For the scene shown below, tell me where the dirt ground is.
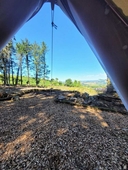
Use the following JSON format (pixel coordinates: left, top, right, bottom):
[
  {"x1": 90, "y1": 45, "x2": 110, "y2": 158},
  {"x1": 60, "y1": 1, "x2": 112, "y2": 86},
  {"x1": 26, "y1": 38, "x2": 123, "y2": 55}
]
[{"x1": 0, "y1": 91, "x2": 128, "y2": 170}]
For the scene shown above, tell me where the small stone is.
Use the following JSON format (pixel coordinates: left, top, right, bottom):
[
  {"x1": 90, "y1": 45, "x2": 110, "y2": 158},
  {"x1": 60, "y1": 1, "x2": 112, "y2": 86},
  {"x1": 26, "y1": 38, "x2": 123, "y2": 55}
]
[
  {"x1": 57, "y1": 94, "x2": 66, "y2": 100},
  {"x1": 70, "y1": 97, "x2": 77, "y2": 102},
  {"x1": 82, "y1": 92, "x2": 89, "y2": 100},
  {"x1": 123, "y1": 165, "x2": 127, "y2": 170},
  {"x1": 13, "y1": 95, "x2": 20, "y2": 101}
]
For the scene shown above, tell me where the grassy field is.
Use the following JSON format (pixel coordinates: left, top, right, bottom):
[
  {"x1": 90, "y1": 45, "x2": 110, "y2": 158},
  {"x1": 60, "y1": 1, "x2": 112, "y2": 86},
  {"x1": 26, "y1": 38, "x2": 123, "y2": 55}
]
[
  {"x1": 0, "y1": 76, "x2": 107, "y2": 96},
  {"x1": 51, "y1": 86, "x2": 98, "y2": 95}
]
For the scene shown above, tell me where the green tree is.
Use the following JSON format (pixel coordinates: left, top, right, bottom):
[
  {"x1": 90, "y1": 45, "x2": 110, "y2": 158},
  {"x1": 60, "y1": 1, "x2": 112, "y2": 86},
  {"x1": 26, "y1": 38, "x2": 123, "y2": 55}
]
[
  {"x1": 65, "y1": 78, "x2": 73, "y2": 87},
  {"x1": 22, "y1": 39, "x2": 31, "y2": 85},
  {"x1": 16, "y1": 42, "x2": 24, "y2": 85},
  {"x1": 59, "y1": 81, "x2": 63, "y2": 86},
  {"x1": 10, "y1": 54, "x2": 16, "y2": 86},
  {"x1": 0, "y1": 40, "x2": 15, "y2": 85},
  {"x1": 50, "y1": 78, "x2": 60, "y2": 86},
  {"x1": 31, "y1": 42, "x2": 50, "y2": 86},
  {"x1": 73, "y1": 80, "x2": 81, "y2": 87},
  {"x1": 31, "y1": 43, "x2": 42, "y2": 85},
  {"x1": 0, "y1": 46, "x2": 8, "y2": 85},
  {"x1": 41, "y1": 42, "x2": 50, "y2": 87}
]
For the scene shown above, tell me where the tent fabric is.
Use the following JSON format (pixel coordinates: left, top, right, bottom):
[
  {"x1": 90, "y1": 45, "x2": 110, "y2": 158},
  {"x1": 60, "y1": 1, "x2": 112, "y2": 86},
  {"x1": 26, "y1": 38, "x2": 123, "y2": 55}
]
[
  {"x1": 105, "y1": 0, "x2": 128, "y2": 26},
  {"x1": 0, "y1": 0, "x2": 128, "y2": 110}
]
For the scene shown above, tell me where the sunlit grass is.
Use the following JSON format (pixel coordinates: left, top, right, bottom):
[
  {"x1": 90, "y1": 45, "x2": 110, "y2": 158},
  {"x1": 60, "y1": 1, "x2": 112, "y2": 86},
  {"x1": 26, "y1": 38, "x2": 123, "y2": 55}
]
[
  {"x1": 0, "y1": 74, "x2": 106, "y2": 96},
  {"x1": 52, "y1": 86, "x2": 97, "y2": 96}
]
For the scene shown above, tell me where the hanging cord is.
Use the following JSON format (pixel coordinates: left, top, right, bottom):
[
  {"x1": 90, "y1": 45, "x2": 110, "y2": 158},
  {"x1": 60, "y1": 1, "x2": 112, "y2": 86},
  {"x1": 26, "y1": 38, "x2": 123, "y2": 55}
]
[{"x1": 50, "y1": 2, "x2": 57, "y2": 92}]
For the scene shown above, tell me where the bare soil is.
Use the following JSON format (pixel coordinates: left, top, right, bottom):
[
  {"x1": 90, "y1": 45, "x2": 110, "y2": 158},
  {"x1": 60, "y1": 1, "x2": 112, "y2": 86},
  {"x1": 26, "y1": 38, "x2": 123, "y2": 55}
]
[{"x1": 0, "y1": 89, "x2": 128, "y2": 170}]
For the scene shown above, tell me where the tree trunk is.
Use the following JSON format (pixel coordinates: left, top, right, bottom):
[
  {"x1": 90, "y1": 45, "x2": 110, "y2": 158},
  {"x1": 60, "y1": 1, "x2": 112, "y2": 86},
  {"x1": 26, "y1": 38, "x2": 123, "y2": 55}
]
[
  {"x1": 20, "y1": 65, "x2": 22, "y2": 85},
  {"x1": 8, "y1": 61, "x2": 10, "y2": 85},
  {"x1": 36, "y1": 70, "x2": 38, "y2": 86},
  {"x1": 3, "y1": 68, "x2": 6, "y2": 86},
  {"x1": 15, "y1": 67, "x2": 19, "y2": 85},
  {"x1": 11, "y1": 61, "x2": 14, "y2": 85},
  {"x1": 2, "y1": 58, "x2": 7, "y2": 86},
  {"x1": 26, "y1": 54, "x2": 30, "y2": 85}
]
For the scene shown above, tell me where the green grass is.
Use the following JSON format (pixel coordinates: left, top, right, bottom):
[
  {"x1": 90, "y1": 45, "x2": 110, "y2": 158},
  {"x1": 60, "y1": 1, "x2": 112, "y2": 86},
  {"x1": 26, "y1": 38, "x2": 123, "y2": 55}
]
[{"x1": 0, "y1": 75, "x2": 107, "y2": 96}]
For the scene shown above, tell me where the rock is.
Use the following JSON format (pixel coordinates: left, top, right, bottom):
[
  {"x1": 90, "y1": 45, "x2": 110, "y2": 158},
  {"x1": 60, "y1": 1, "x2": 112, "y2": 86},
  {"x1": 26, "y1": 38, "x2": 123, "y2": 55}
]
[
  {"x1": 82, "y1": 92, "x2": 89, "y2": 100},
  {"x1": 74, "y1": 92, "x2": 81, "y2": 98},
  {"x1": 76, "y1": 97, "x2": 84, "y2": 104},
  {"x1": 70, "y1": 97, "x2": 77, "y2": 102},
  {"x1": 0, "y1": 93, "x2": 4, "y2": 98},
  {"x1": 0, "y1": 92, "x2": 8, "y2": 98},
  {"x1": 122, "y1": 128, "x2": 128, "y2": 131},
  {"x1": 54, "y1": 91, "x2": 128, "y2": 114},
  {"x1": 89, "y1": 96, "x2": 97, "y2": 102},
  {"x1": 83, "y1": 100, "x2": 92, "y2": 105},
  {"x1": 12, "y1": 95, "x2": 20, "y2": 101},
  {"x1": 96, "y1": 101, "x2": 108, "y2": 107},
  {"x1": 57, "y1": 94, "x2": 66, "y2": 100},
  {"x1": 65, "y1": 93, "x2": 74, "y2": 97}
]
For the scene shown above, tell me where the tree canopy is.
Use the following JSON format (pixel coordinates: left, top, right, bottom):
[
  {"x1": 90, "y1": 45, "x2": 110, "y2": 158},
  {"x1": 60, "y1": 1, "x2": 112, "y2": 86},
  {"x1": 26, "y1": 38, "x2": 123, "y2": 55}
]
[{"x1": 0, "y1": 39, "x2": 50, "y2": 86}]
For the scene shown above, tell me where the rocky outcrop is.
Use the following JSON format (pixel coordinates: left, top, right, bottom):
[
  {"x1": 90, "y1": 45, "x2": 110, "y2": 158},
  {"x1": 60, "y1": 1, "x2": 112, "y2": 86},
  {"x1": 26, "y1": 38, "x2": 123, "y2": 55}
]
[
  {"x1": 55, "y1": 91, "x2": 128, "y2": 114},
  {"x1": 0, "y1": 88, "x2": 44, "y2": 101},
  {"x1": 0, "y1": 87, "x2": 127, "y2": 114},
  {"x1": 0, "y1": 87, "x2": 56, "y2": 101}
]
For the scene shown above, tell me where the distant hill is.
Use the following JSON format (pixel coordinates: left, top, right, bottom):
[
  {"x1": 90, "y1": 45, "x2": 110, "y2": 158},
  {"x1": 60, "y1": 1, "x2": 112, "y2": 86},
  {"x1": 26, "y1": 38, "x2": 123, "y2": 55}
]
[
  {"x1": 81, "y1": 79, "x2": 107, "y2": 93},
  {"x1": 81, "y1": 79, "x2": 107, "y2": 85}
]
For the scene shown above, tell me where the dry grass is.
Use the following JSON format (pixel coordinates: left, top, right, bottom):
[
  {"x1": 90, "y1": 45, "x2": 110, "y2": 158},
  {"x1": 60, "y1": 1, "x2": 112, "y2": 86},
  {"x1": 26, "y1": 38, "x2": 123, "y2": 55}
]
[
  {"x1": 52, "y1": 86, "x2": 98, "y2": 96},
  {"x1": 0, "y1": 92, "x2": 128, "y2": 169}
]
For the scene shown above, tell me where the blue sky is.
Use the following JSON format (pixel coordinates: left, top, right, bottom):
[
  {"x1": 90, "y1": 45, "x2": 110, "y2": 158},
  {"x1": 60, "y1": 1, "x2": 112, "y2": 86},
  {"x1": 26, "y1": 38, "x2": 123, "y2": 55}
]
[{"x1": 15, "y1": 3, "x2": 107, "y2": 82}]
